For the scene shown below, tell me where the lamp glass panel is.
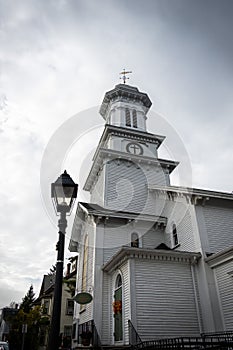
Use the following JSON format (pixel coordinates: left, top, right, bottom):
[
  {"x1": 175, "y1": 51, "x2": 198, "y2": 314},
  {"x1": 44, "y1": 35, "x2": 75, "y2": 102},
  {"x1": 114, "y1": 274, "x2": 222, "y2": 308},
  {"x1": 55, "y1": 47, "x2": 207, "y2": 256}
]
[{"x1": 54, "y1": 185, "x2": 75, "y2": 207}]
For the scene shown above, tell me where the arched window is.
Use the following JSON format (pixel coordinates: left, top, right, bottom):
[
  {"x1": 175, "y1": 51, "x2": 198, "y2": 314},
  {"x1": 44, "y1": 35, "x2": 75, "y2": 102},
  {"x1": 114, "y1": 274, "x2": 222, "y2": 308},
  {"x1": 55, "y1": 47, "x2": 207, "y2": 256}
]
[
  {"x1": 125, "y1": 108, "x2": 131, "y2": 126},
  {"x1": 80, "y1": 235, "x2": 89, "y2": 311},
  {"x1": 132, "y1": 109, "x2": 137, "y2": 128},
  {"x1": 113, "y1": 274, "x2": 123, "y2": 341},
  {"x1": 81, "y1": 235, "x2": 88, "y2": 292},
  {"x1": 115, "y1": 274, "x2": 122, "y2": 289},
  {"x1": 172, "y1": 224, "x2": 178, "y2": 246},
  {"x1": 131, "y1": 232, "x2": 139, "y2": 248}
]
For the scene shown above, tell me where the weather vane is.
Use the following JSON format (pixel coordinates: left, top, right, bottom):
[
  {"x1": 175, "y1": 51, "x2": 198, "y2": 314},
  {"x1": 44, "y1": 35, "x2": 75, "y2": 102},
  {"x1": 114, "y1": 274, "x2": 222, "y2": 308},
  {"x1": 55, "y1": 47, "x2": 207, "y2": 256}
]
[{"x1": 119, "y1": 69, "x2": 132, "y2": 84}]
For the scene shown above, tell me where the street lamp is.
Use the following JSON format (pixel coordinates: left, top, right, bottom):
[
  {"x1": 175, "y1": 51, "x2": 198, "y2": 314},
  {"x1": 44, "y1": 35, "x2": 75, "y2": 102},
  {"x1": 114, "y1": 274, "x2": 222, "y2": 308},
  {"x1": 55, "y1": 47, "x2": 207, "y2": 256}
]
[{"x1": 48, "y1": 170, "x2": 78, "y2": 350}]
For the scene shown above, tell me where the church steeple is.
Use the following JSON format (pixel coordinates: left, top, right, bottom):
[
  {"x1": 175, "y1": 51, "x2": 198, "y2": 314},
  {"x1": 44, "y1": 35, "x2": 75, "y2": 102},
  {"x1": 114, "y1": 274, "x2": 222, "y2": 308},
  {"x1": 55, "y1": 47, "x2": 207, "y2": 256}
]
[
  {"x1": 84, "y1": 83, "x2": 178, "y2": 212},
  {"x1": 99, "y1": 84, "x2": 152, "y2": 132}
]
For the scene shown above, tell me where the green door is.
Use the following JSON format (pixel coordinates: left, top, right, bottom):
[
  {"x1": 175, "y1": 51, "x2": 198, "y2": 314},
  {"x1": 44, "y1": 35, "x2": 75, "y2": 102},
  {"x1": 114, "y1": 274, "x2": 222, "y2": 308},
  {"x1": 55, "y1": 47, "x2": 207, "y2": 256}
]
[{"x1": 114, "y1": 275, "x2": 123, "y2": 342}]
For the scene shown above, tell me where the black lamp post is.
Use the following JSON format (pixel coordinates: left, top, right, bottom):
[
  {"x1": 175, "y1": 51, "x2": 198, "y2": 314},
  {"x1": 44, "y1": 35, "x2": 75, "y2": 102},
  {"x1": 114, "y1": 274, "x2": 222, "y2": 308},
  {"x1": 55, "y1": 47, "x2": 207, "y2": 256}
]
[{"x1": 48, "y1": 170, "x2": 78, "y2": 350}]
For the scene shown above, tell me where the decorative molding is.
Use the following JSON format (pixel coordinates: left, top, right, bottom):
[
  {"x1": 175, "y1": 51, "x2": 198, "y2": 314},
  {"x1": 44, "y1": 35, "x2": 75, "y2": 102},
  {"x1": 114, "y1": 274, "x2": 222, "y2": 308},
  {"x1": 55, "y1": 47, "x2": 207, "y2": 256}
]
[
  {"x1": 84, "y1": 148, "x2": 178, "y2": 192},
  {"x1": 102, "y1": 246, "x2": 201, "y2": 273},
  {"x1": 205, "y1": 245, "x2": 233, "y2": 268},
  {"x1": 148, "y1": 185, "x2": 233, "y2": 204},
  {"x1": 111, "y1": 129, "x2": 164, "y2": 144},
  {"x1": 74, "y1": 201, "x2": 167, "y2": 227},
  {"x1": 99, "y1": 84, "x2": 152, "y2": 118}
]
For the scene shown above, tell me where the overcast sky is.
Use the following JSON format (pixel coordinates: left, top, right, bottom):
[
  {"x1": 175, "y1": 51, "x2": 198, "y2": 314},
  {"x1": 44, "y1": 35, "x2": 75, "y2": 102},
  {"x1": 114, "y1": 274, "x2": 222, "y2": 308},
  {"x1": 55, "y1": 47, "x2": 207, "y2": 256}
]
[{"x1": 0, "y1": 0, "x2": 233, "y2": 308}]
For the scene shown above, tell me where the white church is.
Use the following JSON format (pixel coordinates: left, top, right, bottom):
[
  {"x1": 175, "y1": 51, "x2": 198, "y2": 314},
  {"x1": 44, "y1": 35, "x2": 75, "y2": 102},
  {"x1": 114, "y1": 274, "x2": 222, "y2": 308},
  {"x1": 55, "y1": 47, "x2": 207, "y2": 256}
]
[{"x1": 69, "y1": 82, "x2": 233, "y2": 348}]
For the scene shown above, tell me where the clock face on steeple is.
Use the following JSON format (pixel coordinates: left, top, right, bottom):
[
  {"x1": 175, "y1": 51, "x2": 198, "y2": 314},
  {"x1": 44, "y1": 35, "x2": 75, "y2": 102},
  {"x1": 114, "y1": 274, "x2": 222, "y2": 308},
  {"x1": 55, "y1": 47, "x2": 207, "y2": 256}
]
[{"x1": 126, "y1": 142, "x2": 143, "y2": 155}]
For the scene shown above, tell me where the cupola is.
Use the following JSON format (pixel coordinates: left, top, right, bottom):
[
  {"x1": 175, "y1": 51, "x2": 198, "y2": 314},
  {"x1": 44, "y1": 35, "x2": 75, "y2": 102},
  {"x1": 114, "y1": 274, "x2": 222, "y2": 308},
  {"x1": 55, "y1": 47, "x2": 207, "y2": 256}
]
[{"x1": 99, "y1": 84, "x2": 152, "y2": 132}]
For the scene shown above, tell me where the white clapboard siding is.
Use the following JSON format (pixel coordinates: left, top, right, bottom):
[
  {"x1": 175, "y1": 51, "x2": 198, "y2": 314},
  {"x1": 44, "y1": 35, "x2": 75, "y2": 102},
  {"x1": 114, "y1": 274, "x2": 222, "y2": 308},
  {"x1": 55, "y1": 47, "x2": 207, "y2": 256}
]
[
  {"x1": 121, "y1": 261, "x2": 131, "y2": 343},
  {"x1": 105, "y1": 159, "x2": 148, "y2": 213},
  {"x1": 134, "y1": 259, "x2": 199, "y2": 339},
  {"x1": 163, "y1": 198, "x2": 197, "y2": 251},
  {"x1": 103, "y1": 221, "x2": 166, "y2": 263},
  {"x1": 202, "y1": 206, "x2": 233, "y2": 253},
  {"x1": 102, "y1": 271, "x2": 111, "y2": 344},
  {"x1": 104, "y1": 247, "x2": 122, "y2": 264},
  {"x1": 103, "y1": 220, "x2": 132, "y2": 263},
  {"x1": 142, "y1": 229, "x2": 165, "y2": 249},
  {"x1": 214, "y1": 260, "x2": 233, "y2": 330},
  {"x1": 91, "y1": 167, "x2": 105, "y2": 206},
  {"x1": 105, "y1": 160, "x2": 167, "y2": 213},
  {"x1": 77, "y1": 222, "x2": 95, "y2": 325},
  {"x1": 177, "y1": 209, "x2": 196, "y2": 251}
]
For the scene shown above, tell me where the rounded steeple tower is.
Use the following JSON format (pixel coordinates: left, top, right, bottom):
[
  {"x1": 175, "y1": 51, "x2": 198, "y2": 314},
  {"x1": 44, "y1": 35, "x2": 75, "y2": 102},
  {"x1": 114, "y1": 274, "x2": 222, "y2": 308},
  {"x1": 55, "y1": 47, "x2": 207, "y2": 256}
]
[{"x1": 99, "y1": 84, "x2": 152, "y2": 132}]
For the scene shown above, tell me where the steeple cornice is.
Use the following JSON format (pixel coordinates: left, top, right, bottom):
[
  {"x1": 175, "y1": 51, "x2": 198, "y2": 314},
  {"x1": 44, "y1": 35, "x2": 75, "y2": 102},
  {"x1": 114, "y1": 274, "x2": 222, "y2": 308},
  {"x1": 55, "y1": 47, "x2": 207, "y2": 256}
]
[
  {"x1": 104, "y1": 124, "x2": 165, "y2": 144},
  {"x1": 91, "y1": 124, "x2": 165, "y2": 166},
  {"x1": 99, "y1": 84, "x2": 152, "y2": 119},
  {"x1": 83, "y1": 147, "x2": 178, "y2": 192}
]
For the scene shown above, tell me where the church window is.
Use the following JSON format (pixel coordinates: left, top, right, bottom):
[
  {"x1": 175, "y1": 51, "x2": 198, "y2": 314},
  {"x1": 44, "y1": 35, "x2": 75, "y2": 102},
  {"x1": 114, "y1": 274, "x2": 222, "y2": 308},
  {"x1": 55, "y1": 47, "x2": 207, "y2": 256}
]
[
  {"x1": 113, "y1": 273, "x2": 123, "y2": 341},
  {"x1": 125, "y1": 108, "x2": 138, "y2": 128},
  {"x1": 82, "y1": 235, "x2": 88, "y2": 291},
  {"x1": 172, "y1": 224, "x2": 178, "y2": 246},
  {"x1": 125, "y1": 108, "x2": 131, "y2": 126},
  {"x1": 131, "y1": 232, "x2": 139, "y2": 248},
  {"x1": 115, "y1": 274, "x2": 122, "y2": 288},
  {"x1": 80, "y1": 235, "x2": 88, "y2": 311},
  {"x1": 132, "y1": 109, "x2": 137, "y2": 128}
]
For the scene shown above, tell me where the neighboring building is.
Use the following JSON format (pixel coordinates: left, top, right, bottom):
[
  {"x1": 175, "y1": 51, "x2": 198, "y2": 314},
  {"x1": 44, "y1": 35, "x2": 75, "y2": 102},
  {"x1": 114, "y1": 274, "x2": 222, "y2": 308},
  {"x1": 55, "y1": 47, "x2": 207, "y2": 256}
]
[
  {"x1": 69, "y1": 83, "x2": 233, "y2": 347},
  {"x1": 36, "y1": 256, "x2": 77, "y2": 349},
  {"x1": 0, "y1": 306, "x2": 18, "y2": 341}
]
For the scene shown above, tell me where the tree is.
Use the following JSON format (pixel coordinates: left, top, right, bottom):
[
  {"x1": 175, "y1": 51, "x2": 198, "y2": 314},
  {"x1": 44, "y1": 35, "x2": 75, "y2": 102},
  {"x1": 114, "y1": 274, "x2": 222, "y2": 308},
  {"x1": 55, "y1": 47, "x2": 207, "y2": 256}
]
[
  {"x1": 20, "y1": 285, "x2": 35, "y2": 313},
  {"x1": 9, "y1": 306, "x2": 42, "y2": 350}
]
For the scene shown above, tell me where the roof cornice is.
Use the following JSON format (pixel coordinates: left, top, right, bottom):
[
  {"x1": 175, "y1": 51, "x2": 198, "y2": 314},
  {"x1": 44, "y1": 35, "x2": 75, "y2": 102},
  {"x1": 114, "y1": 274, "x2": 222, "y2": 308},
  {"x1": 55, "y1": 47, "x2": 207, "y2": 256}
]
[
  {"x1": 102, "y1": 246, "x2": 201, "y2": 273},
  {"x1": 205, "y1": 246, "x2": 233, "y2": 268},
  {"x1": 148, "y1": 185, "x2": 233, "y2": 203},
  {"x1": 77, "y1": 201, "x2": 167, "y2": 224}
]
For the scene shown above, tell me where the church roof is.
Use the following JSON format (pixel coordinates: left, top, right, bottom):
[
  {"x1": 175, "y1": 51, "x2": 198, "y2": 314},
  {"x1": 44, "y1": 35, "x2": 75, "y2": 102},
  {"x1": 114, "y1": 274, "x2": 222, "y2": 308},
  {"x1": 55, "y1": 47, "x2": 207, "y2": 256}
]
[
  {"x1": 68, "y1": 202, "x2": 167, "y2": 252},
  {"x1": 148, "y1": 184, "x2": 233, "y2": 205},
  {"x1": 205, "y1": 245, "x2": 233, "y2": 268},
  {"x1": 78, "y1": 201, "x2": 167, "y2": 223}
]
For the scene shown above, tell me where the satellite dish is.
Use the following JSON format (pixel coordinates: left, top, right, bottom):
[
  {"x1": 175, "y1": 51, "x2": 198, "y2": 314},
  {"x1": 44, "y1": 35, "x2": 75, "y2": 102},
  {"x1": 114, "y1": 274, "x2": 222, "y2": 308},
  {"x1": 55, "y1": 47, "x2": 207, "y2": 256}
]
[{"x1": 73, "y1": 292, "x2": 93, "y2": 305}]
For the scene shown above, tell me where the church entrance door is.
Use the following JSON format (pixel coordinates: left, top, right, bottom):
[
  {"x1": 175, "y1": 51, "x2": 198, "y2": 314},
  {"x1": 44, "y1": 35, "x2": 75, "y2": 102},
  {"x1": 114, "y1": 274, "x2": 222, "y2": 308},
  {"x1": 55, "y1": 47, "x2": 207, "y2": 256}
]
[{"x1": 113, "y1": 274, "x2": 123, "y2": 342}]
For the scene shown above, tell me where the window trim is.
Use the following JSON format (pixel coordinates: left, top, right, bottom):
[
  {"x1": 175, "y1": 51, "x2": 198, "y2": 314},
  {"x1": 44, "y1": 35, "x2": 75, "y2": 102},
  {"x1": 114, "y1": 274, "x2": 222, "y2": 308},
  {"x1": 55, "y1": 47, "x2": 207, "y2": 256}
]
[
  {"x1": 132, "y1": 109, "x2": 137, "y2": 128},
  {"x1": 125, "y1": 108, "x2": 131, "y2": 126},
  {"x1": 66, "y1": 298, "x2": 74, "y2": 316},
  {"x1": 172, "y1": 223, "x2": 179, "y2": 247},
  {"x1": 63, "y1": 325, "x2": 72, "y2": 337},
  {"x1": 125, "y1": 108, "x2": 138, "y2": 128},
  {"x1": 131, "y1": 232, "x2": 139, "y2": 248}
]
